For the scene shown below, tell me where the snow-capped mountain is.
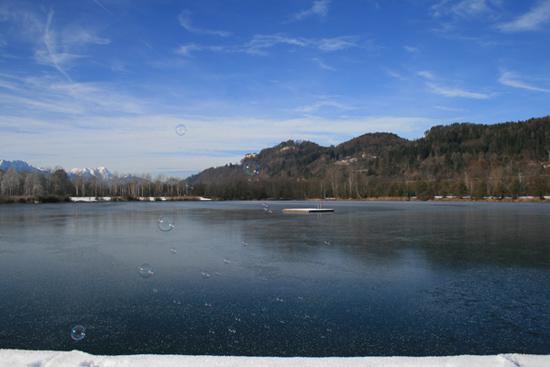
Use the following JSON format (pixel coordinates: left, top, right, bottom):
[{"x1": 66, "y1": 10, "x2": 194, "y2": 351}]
[
  {"x1": 69, "y1": 167, "x2": 112, "y2": 180},
  {"x1": 0, "y1": 159, "x2": 46, "y2": 173}
]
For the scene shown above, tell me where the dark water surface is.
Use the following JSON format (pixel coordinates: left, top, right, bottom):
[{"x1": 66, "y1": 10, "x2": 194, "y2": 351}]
[{"x1": 0, "y1": 201, "x2": 548, "y2": 356}]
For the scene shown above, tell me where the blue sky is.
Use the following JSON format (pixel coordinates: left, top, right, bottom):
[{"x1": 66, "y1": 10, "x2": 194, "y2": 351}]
[{"x1": 1, "y1": 0, "x2": 549, "y2": 176}]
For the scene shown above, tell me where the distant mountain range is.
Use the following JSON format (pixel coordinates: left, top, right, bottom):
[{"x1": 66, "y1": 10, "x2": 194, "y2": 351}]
[
  {"x1": 68, "y1": 167, "x2": 112, "y2": 180},
  {"x1": 0, "y1": 160, "x2": 46, "y2": 174},
  {"x1": 0, "y1": 160, "x2": 113, "y2": 180}
]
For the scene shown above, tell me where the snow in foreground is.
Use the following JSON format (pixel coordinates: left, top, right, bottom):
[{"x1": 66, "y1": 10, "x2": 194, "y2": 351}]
[{"x1": 0, "y1": 350, "x2": 549, "y2": 367}]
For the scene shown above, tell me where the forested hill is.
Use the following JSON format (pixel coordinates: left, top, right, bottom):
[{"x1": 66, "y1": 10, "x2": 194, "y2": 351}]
[{"x1": 187, "y1": 116, "x2": 550, "y2": 199}]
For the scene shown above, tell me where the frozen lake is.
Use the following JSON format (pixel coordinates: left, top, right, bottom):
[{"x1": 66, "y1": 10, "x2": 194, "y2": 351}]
[{"x1": 0, "y1": 201, "x2": 548, "y2": 356}]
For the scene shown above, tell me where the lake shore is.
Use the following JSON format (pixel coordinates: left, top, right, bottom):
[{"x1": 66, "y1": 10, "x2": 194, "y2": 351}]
[
  {"x1": 0, "y1": 349, "x2": 548, "y2": 367},
  {"x1": 0, "y1": 195, "x2": 548, "y2": 204}
]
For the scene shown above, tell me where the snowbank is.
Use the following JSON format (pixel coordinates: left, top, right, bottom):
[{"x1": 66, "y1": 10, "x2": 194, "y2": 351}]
[
  {"x1": 0, "y1": 350, "x2": 548, "y2": 367},
  {"x1": 69, "y1": 197, "x2": 98, "y2": 202}
]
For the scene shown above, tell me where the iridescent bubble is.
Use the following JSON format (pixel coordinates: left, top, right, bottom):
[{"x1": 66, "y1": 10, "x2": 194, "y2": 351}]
[
  {"x1": 204, "y1": 302, "x2": 212, "y2": 308},
  {"x1": 70, "y1": 325, "x2": 86, "y2": 341},
  {"x1": 241, "y1": 240, "x2": 248, "y2": 247},
  {"x1": 228, "y1": 328, "x2": 237, "y2": 334},
  {"x1": 243, "y1": 163, "x2": 260, "y2": 177},
  {"x1": 275, "y1": 297, "x2": 284, "y2": 303},
  {"x1": 323, "y1": 240, "x2": 331, "y2": 246},
  {"x1": 158, "y1": 216, "x2": 175, "y2": 232},
  {"x1": 175, "y1": 124, "x2": 188, "y2": 136},
  {"x1": 200, "y1": 271, "x2": 211, "y2": 279},
  {"x1": 262, "y1": 203, "x2": 273, "y2": 214},
  {"x1": 223, "y1": 259, "x2": 231, "y2": 264},
  {"x1": 169, "y1": 248, "x2": 177, "y2": 254},
  {"x1": 138, "y1": 263, "x2": 154, "y2": 278}
]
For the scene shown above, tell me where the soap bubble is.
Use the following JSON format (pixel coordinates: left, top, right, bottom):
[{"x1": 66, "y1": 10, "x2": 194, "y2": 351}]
[
  {"x1": 157, "y1": 216, "x2": 175, "y2": 232},
  {"x1": 223, "y1": 259, "x2": 231, "y2": 264},
  {"x1": 323, "y1": 240, "x2": 331, "y2": 246},
  {"x1": 169, "y1": 248, "x2": 177, "y2": 254},
  {"x1": 262, "y1": 203, "x2": 273, "y2": 214},
  {"x1": 228, "y1": 328, "x2": 237, "y2": 334},
  {"x1": 175, "y1": 124, "x2": 188, "y2": 136},
  {"x1": 275, "y1": 297, "x2": 284, "y2": 303},
  {"x1": 70, "y1": 325, "x2": 86, "y2": 341},
  {"x1": 200, "y1": 271, "x2": 211, "y2": 279},
  {"x1": 138, "y1": 263, "x2": 154, "y2": 278},
  {"x1": 243, "y1": 163, "x2": 260, "y2": 176}
]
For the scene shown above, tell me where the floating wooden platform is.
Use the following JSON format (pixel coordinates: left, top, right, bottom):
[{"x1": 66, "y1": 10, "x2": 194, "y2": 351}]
[{"x1": 282, "y1": 208, "x2": 334, "y2": 214}]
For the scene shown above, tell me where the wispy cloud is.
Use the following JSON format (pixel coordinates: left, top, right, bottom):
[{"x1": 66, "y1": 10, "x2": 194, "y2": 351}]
[
  {"x1": 290, "y1": 0, "x2": 330, "y2": 21},
  {"x1": 385, "y1": 70, "x2": 405, "y2": 80},
  {"x1": 317, "y1": 36, "x2": 358, "y2": 51},
  {"x1": 244, "y1": 34, "x2": 309, "y2": 55},
  {"x1": 177, "y1": 10, "x2": 231, "y2": 37},
  {"x1": 404, "y1": 45, "x2": 418, "y2": 53},
  {"x1": 426, "y1": 82, "x2": 490, "y2": 99},
  {"x1": 416, "y1": 70, "x2": 489, "y2": 99},
  {"x1": 498, "y1": 70, "x2": 550, "y2": 93},
  {"x1": 1, "y1": 6, "x2": 110, "y2": 81},
  {"x1": 417, "y1": 70, "x2": 435, "y2": 80},
  {"x1": 92, "y1": 0, "x2": 111, "y2": 14},
  {"x1": 312, "y1": 57, "x2": 335, "y2": 71},
  {"x1": 432, "y1": 0, "x2": 499, "y2": 18},
  {"x1": 38, "y1": 10, "x2": 76, "y2": 81},
  {"x1": 0, "y1": 73, "x2": 145, "y2": 116},
  {"x1": 176, "y1": 34, "x2": 359, "y2": 57},
  {"x1": 498, "y1": 0, "x2": 550, "y2": 32},
  {"x1": 293, "y1": 99, "x2": 352, "y2": 114}
]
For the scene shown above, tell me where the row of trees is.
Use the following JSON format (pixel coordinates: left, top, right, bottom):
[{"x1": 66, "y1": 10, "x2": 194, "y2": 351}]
[
  {"x1": 191, "y1": 167, "x2": 549, "y2": 200},
  {"x1": 0, "y1": 168, "x2": 191, "y2": 202}
]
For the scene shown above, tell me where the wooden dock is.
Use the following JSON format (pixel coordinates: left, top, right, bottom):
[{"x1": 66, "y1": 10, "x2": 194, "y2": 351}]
[{"x1": 282, "y1": 208, "x2": 334, "y2": 214}]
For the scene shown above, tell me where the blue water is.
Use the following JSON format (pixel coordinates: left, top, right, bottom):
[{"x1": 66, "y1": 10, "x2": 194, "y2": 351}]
[{"x1": 0, "y1": 201, "x2": 548, "y2": 356}]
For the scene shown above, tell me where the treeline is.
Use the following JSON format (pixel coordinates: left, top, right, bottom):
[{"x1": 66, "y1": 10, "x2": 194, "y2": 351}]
[
  {"x1": 0, "y1": 168, "x2": 190, "y2": 203},
  {"x1": 188, "y1": 117, "x2": 550, "y2": 200}
]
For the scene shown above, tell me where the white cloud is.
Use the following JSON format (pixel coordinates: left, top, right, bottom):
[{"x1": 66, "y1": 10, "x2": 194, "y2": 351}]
[
  {"x1": 0, "y1": 74, "x2": 145, "y2": 116},
  {"x1": 498, "y1": 0, "x2": 550, "y2": 32},
  {"x1": 498, "y1": 70, "x2": 550, "y2": 93},
  {"x1": 417, "y1": 70, "x2": 436, "y2": 80},
  {"x1": 432, "y1": 0, "x2": 498, "y2": 18},
  {"x1": 317, "y1": 36, "x2": 358, "y2": 52},
  {"x1": 404, "y1": 45, "x2": 418, "y2": 53},
  {"x1": 426, "y1": 82, "x2": 490, "y2": 99},
  {"x1": 177, "y1": 10, "x2": 231, "y2": 37},
  {"x1": 290, "y1": 0, "x2": 330, "y2": 21},
  {"x1": 175, "y1": 34, "x2": 359, "y2": 57},
  {"x1": 0, "y1": 6, "x2": 110, "y2": 81},
  {"x1": 293, "y1": 99, "x2": 352, "y2": 114},
  {"x1": 92, "y1": 0, "x2": 111, "y2": 14},
  {"x1": 244, "y1": 34, "x2": 309, "y2": 55},
  {"x1": 312, "y1": 58, "x2": 336, "y2": 71},
  {"x1": 385, "y1": 69, "x2": 405, "y2": 80}
]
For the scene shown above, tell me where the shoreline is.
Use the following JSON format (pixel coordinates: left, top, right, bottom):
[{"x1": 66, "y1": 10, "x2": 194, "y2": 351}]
[
  {"x1": 0, "y1": 349, "x2": 548, "y2": 367},
  {"x1": 0, "y1": 195, "x2": 549, "y2": 204}
]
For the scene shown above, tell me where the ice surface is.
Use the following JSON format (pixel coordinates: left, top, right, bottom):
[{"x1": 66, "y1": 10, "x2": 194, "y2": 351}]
[{"x1": 0, "y1": 350, "x2": 548, "y2": 367}]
